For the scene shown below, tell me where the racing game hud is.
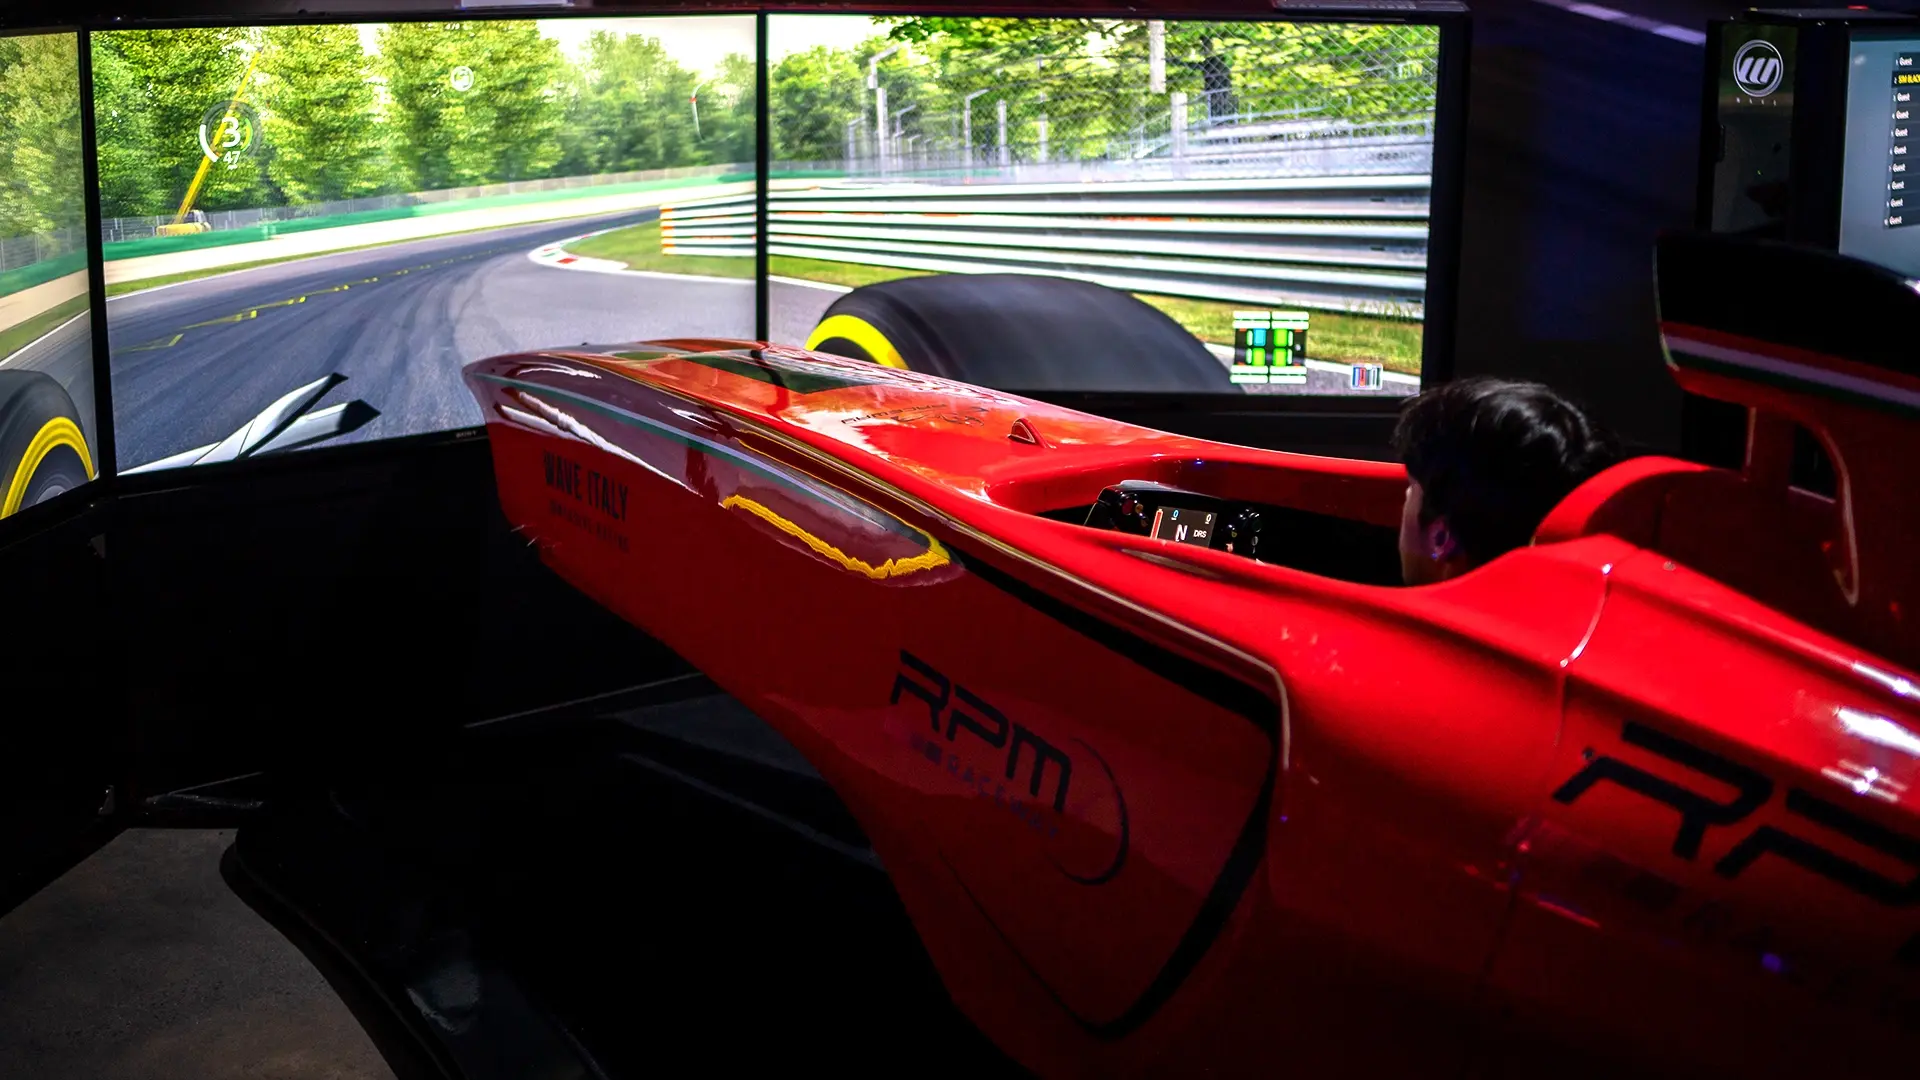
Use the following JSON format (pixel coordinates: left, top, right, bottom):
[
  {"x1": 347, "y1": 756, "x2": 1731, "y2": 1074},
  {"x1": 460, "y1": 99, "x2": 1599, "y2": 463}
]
[
  {"x1": 1841, "y1": 32, "x2": 1920, "y2": 276},
  {"x1": 763, "y1": 15, "x2": 1437, "y2": 397},
  {"x1": 95, "y1": 17, "x2": 758, "y2": 473},
  {"x1": 0, "y1": 32, "x2": 97, "y2": 517}
]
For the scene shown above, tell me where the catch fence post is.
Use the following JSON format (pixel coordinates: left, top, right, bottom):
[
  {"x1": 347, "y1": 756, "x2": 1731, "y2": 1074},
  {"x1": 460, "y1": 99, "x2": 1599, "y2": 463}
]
[
  {"x1": 997, "y1": 99, "x2": 1009, "y2": 167},
  {"x1": 1171, "y1": 90, "x2": 1189, "y2": 174}
]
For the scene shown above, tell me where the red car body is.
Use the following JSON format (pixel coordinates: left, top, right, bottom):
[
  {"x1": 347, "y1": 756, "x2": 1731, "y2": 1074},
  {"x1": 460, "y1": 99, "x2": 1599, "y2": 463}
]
[{"x1": 462, "y1": 238, "x2": 1920, "y2": 1077}]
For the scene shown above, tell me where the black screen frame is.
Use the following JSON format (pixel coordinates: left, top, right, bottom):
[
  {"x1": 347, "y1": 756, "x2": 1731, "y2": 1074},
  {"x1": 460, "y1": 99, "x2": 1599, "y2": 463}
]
[
  {"x1": 80, "y1": 5, "x2": 767, "y2": 499},
  {"x1": 759, "y1": 3, "x2": 1468, "y2": 420},
  {"x1": 0, "y1": 0, "x2": 1466, "y2": 538},
  {"x1": 0, "y1": 23, "x2": 110, "y2": 541}
]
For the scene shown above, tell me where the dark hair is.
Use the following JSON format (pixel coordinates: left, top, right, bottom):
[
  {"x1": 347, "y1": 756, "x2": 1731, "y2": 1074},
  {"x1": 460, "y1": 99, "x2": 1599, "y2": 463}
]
[{"x1": 1391, "y1": 377, "x2": 1620, "y2": 565}]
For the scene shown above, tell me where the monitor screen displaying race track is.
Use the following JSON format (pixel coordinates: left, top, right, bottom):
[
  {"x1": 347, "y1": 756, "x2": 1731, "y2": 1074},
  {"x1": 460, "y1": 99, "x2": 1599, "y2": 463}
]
[
  {"x1": 93, "y1": 16, "x2": 759, "y2": 474},
  {"x1": 765, "y1": 14, "x2": 1438, "y2": 399},
  {"x1": 0, "y1": 31, "x2": 100, "y2": 519}
]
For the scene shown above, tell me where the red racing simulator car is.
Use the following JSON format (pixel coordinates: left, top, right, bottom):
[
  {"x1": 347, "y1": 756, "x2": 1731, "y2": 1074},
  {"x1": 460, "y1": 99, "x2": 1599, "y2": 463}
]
[{"x1": 461, "y1": 232, "x2": 1920, "y2": 1078}]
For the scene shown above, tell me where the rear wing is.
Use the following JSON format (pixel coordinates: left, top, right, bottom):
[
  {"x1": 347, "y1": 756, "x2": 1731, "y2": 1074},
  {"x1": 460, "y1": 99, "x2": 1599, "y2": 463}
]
[{"x1": 1656, "y1": 232, "x2": 1920, "y2": 669}]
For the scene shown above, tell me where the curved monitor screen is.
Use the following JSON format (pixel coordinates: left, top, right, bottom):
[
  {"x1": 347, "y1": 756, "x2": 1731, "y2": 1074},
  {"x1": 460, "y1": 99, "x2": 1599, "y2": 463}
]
[
  {"x1": 0, "y1": 31, "x2": 97, "y2": 519},
  {"x1": 93, "y1": 16, "x2": 759, "y2": 474},
  {"x1": 766, "y1": 15, "x2": 1437, "y2": 398}
]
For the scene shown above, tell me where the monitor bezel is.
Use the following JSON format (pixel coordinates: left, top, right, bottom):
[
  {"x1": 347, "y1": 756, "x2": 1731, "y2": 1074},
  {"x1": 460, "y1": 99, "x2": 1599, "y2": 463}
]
[
  {"x1": 0, "y1": 25, "x2": 107, "y2": 534},
  {"x1": 68, "y1": 1, "x2": 1462, "y2": 506}
]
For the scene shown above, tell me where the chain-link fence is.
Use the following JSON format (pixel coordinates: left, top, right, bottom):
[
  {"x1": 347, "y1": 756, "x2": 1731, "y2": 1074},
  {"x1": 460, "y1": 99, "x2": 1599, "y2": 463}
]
[
  {"x1": 97, "y1": 163, "x2": 753, "y2": 245},
  {"x1": 795, "y1": 23, "x2": 1437, "y2": 184},
  {"x1": 0, "y1": 227, "x2": 85, "y2": 273}
]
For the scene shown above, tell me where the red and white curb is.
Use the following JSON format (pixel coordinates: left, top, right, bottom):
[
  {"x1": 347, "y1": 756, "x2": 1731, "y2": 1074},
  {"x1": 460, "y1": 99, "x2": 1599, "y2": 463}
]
[{"x1": 527, "y1": 227, "x2": 752, "y2": 286}]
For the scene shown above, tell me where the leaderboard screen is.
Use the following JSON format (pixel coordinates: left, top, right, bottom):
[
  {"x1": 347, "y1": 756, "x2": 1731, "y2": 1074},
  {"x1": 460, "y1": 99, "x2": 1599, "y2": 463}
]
[
  {"x1": 766, "y1": 15, "x2": 1438, "y2": 397},
  {"x1": 1841, "y1": 32, "x2": 1920, "y2": 275},
  {"x1": 94, "y1": 17, "x2": 759, "y2": 474},
  {"x1": 0, "y1": 32, "x2": 97, "y2": 518}
]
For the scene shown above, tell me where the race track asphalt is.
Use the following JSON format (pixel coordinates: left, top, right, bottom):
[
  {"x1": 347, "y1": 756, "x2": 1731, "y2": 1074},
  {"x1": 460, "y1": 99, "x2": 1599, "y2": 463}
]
[
  {"x1": 106, "y1": 207, "x2": 1417, "y2": 473},
  {"x1": 105, "y1": 209, "x2": 760, "y2": 472}
]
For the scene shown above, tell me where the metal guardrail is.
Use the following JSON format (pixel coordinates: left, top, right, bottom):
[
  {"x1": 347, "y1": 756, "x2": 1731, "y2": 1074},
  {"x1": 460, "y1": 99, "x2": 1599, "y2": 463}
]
[
  {"x1": 658, "y1": 176, "x2": 1429, "y2": 318},
  {"x1": 99, "y1": 163, "x2": 754, "y2": 245}
]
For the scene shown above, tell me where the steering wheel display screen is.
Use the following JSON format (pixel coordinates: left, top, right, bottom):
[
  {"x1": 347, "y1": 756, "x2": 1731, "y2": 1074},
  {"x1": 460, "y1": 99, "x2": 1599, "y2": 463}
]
[{"x1": 1150, "y1": 505, "x2": 1217, "y2": 547}]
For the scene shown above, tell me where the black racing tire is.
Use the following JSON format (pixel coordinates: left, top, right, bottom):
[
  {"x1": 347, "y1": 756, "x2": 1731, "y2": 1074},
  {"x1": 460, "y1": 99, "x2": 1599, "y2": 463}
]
[
  {"x1": 804, "y1": 274, "x2": 1233, "y2": 393},
  {"x1": 0, "y1": 370, "x2": 93, "y2": 519}
]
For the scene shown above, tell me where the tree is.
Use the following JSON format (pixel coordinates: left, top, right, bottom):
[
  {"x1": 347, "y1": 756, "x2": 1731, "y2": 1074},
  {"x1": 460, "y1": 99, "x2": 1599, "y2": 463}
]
[
  {"x1": 701, "y1": 51, "x2": 758, "y2": 168},
  {"x1": 878, "y1": 16, "x2": 1439, "y2": 133},
  {"x1": 769, "y1": 45, "x2": 864, "y2": 161},
  {"x1": 0, "y1": 34, "x2": 84, "y2": 238},
  {"x1": 377, "y1": 22, "x2": 467, "y2": 192},
  {"x1": 561, "y1": 31, "x2": 702, "y2": 174},
  {"x1": 260, "y1": 25, "x2": 391, "y2": 205},
  {"x1": 87, "y1": 32, "x2": 167, "y2": 219},
  {"x1": 446, "y1": 21, "x2": 567, "y2": 185},
  {"x1": 381, "y1": 21, "x2": 568, "y2": 191},
  {"x1": 91, "y1": 27, "x2": 269, "y2": 216}
]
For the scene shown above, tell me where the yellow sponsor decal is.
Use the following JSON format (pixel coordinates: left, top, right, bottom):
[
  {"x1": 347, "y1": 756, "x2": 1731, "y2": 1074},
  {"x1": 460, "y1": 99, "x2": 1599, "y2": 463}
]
[{"x1": 721, "y1": 493, "x2": 948, "y2": 579}]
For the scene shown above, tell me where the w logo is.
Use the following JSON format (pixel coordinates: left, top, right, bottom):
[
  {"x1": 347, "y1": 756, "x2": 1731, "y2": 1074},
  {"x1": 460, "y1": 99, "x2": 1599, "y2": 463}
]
[{"x1": 1733, "y1": 40, "x2": 1784, "y2": 98}]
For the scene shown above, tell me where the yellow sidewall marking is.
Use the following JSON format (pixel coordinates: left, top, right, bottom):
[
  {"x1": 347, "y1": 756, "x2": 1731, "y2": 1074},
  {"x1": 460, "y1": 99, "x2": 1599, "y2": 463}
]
[
  {"x1": 3, "y1": 416, "x2": 92, "y2": 517},
  {"x1": 806, "y1": 314, "x2": 909, "y2": 370},
  {"x1": 721, "y1": 494, "x2": 948, "y2": 579}
]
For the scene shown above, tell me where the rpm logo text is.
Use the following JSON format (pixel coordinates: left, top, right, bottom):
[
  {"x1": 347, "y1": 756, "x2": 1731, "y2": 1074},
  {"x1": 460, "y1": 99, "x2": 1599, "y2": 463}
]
[
  {"x1": 892, "y1": 650, "x2": 1072, "y2": 824},
  {"x1": 1555, "y1": 720, "x2": 1919, "y2": 970}
]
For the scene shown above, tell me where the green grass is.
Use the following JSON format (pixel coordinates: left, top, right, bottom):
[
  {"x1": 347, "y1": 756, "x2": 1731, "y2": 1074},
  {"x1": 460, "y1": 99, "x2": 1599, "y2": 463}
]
[
  {"x1": 0, "y1": 293, "x2": 89, "y2": 361},
  {"x1": 768, "y1": 256, "x2": 928, "y2": 290},
  {"x1": 567, "y1": 220, "x2": 754, "y2": 279},
  {"x1": 1132, "y1": 293, "x2": 1424, "y2": 375},
  {"x1": 757, "y1": 252, "x2": 1426, "y2": 374}
]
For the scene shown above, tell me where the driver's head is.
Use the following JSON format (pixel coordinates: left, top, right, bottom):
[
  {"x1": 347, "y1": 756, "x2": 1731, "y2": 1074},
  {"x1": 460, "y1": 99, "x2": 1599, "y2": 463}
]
[{"x1": 1391, "y1": 377, "x2": 1618, "y2": 586}]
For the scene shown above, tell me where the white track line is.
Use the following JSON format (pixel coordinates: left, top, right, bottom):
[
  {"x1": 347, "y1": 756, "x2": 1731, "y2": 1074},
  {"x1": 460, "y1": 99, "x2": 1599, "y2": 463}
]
[
  {"x1": 529, "y1": 229, "x2": 752, "y2": 286},
  {"x1": 0, "y1": 310, "x2": 87, "y2": 368},
  {"x1": 769, "y1": 275, "x2": 853, "y2": 293},
  {"x1": 1528, "y1": 0, "x2": 1706, "y2": 45}
]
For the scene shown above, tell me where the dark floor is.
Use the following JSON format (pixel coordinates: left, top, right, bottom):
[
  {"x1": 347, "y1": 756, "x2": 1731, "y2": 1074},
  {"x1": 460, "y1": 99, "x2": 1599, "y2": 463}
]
[{"x1": 0, "y1": 828, "x2": 392, "y2": 1080}]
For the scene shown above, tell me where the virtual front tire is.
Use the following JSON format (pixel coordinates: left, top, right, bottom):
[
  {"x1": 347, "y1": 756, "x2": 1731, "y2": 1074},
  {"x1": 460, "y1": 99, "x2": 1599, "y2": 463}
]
[
  {"x1": 0, "y1": 370, "x2": 93, "y2": 518},
  {"x1": 804, "y1": 273, "x2": 1233, "y2": 393}
]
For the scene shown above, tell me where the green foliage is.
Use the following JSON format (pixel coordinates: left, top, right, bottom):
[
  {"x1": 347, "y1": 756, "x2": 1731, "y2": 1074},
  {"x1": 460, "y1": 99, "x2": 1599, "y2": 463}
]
[
  {"x1": 769, "y1": 45, "x2": 865, "y2": 160},
  {"x1": 0, "y1": 34, "x2": 85, "y2": 238},
  {"x1": 92, "y1": 27, "x2": 269, "y2": 217},
  {"x1": 260, "y1": 25, "x2": 389, "y2": 204},
  {"x1": 560, "y1": 30, "x2": 700, "y2": 174},
  {"x1": 444, "y1": 21, "x2": 567, "y2": 185},
  {"x1": 559, "y1": 34, "x2": 755, "y2": 176},
  {"x1": 773, "y1": 17, "x2": 1440, "y2": 164},
  {"x1": 705, "y1": 52, "x2": 758, "y2": 168},
  {"x1": 377, "y1": 23, "x2": 468, "y2": 193},
  {"x1": 88, "y1": 32, "x2": 167, "y2": 219},
  {"x1": 92, "y1": 20, "x2": 757, "y2": 220}
]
